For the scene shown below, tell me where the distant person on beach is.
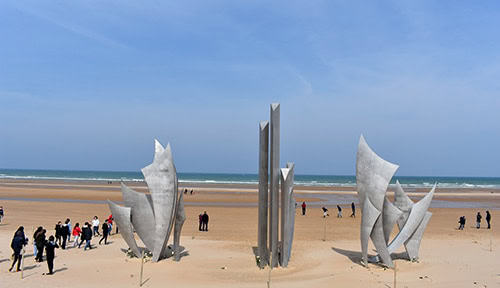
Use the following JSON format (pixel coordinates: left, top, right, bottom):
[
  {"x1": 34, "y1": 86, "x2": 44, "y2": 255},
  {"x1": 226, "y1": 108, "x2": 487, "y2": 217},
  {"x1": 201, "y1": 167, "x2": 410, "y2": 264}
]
[
  {"x1": 83, "y1": 223, "x2": 93, "y2": 250},
  {"x1": 476, "y1": 212, "x2": 482, "y2": 229},
  {"x1": 199, "y1": 213, "x2": 203, "y2": 231},
  {"x1": 54, "y1": 221, "x2": 63, "y2": 246},
  {"x1": 99, "y1": 220, "x2": 109, "y2": 245},
  {"x1": 0, "y1": 206, "x2": 4, "y2": 222},
  {"x1": 92, "y1": 216, "x2": 100, "y2": 237},
  {"x1": 486, "y1": 211, "x2": 491, "y2": 229},
  {"x1": 61, "y1": 220, "x2": 69, "y2": 249},
  {"x1": 190, "y1": 189, "x2": 194, "y2": 195},
  {"x1": 301, "y1": 202, "x2": 307, "y2": 215},
  {"x1": 107, "y1": 214, "x2": 114, "y2": 235},
  {"x1": 184, "y1": 188, "x2": 188, "y2": 194},
  {"x1": 9, "y1": 228, "x2": 26, "y2": 272},
  {"x1": 337, "y1": 205, "x2": 342, "y2": 218},
  {"x1": 458, "y1": 216, "x2": 465, "y2": 230},
  {"x1": 35, "y1": 229, "x2": 47, "y2": 262},
  {"x1": 44, "y1": 235, "x2": 59, "y2": 275},
  {"x1": 33, "y1": 226, "x2": 43, "y2": 257},
  {"x1": 66, "y1": 218, "x2": 72, "y2": 242},
  {"x1": 322, "y1": 207, "x2": 329, "y2": 218},
  {"x1": 350, "y1": 202, "x2": 356, "y2": 217},
  {"x1": 201, "y1": 211, "x2": 209, "y2": 231},
  {"x1": 72, "y1": 223, "x2": 81, "y2": 248}
]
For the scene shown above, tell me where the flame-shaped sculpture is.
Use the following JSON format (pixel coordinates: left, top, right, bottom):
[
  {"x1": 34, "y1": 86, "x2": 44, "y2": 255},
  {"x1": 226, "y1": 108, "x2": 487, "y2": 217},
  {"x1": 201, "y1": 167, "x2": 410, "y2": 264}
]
[
  {"x1": 108, "y1": 139, "x2": 186, "y2": 262},
  {"x1": 356, "y1": 135, "x2": 434, "y2": 267}
]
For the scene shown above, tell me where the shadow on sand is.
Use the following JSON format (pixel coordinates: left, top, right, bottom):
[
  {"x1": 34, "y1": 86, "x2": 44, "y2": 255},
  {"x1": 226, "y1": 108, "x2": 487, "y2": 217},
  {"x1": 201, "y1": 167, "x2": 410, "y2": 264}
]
[{"x1": 332, "y1": 247, "x2": 410, "y2": 267}]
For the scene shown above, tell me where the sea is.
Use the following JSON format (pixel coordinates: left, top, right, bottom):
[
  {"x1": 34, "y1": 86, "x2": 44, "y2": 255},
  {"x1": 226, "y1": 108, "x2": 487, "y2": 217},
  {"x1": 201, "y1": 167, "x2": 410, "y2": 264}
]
[{"x1": 1, "y1": 169, "x2": 499, "y2": 189}]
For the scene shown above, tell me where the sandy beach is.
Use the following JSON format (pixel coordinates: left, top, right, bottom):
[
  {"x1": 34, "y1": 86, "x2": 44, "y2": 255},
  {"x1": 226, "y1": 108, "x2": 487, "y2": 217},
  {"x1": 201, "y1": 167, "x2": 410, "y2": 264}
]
[{"x1": 0, "y1": 179, "x2": 499, "y2": 288}]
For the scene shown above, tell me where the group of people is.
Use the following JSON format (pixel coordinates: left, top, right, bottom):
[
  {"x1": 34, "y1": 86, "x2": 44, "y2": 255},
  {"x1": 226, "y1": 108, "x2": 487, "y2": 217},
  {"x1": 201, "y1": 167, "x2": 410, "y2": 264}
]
[
  {"x1": 7, "y1": 214, "x2": 116, "y2": 275},
  {"x1": 198, "y1": 211, "x2": 209, "y2": 231},
  {"x1": 458, "y1": 211, "x2": 492, "y2": 230},
  {"x1": 184, "y1": 188, "x2": 195, "y2": 195},
  {"x1": 316, "y1": 202, "x2": 357, "y2": 218}
]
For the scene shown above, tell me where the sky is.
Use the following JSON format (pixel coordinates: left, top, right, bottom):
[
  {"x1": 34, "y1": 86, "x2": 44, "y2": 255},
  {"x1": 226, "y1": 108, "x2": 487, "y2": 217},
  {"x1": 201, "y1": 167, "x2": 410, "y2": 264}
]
[{"x1": 1, "y1": 1, "x2": 499, "y2": 177}]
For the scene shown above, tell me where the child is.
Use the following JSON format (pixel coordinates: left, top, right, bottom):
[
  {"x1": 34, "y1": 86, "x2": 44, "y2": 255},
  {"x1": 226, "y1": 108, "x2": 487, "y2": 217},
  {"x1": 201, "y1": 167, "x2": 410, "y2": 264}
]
[{"x1": 45, "y1": 235, "x2": 59, "y2": 275}]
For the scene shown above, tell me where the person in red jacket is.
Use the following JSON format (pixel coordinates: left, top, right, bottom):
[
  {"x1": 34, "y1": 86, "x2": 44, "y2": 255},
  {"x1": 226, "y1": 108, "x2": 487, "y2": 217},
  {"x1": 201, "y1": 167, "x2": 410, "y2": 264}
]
[
  {"x1": 107, "y1": 214, "x2": 114, "y2": 235},
  {"x1": 301, "y1": 202, "x2": 307, "y2": 215},
  {"x1": 72, "y1": 223, "x2": 82, "y2": 248}
]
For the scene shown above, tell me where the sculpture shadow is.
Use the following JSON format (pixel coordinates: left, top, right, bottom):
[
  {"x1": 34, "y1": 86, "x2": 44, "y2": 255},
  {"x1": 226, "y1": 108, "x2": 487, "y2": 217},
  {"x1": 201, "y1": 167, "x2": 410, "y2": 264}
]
[
  {"x1": 23, "y1": 264, "x2": 40, "y2": 271},
  {"x1": 331, "y1": 247, "x2": 364, "y2": 267},
  {"x1": 0, "y1": 258, "x2": 9, "y2": 264}
]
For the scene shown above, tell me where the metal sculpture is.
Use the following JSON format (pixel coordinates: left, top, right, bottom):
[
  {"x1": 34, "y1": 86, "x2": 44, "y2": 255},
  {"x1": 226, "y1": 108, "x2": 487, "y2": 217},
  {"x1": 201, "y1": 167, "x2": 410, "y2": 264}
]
[
  {"x1": 108, "y1": 140, "x2": 186, "y2": 262},
  {"x1": 356, "y1": 135, "x2": 434, "y2": 267},
  {"x1": 257, "y1": 103, "x2": 296, "y2": 268}
]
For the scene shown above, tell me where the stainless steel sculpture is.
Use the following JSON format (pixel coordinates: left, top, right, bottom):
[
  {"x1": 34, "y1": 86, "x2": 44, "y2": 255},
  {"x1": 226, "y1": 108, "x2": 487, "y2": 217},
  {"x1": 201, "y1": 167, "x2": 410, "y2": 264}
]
[
  {"x1": 108, "y1": 140, "x2": 186, "y2": 262},
  {"x1": 257, "y1": 121, "x2": 269, "y2": 268},
  {"x1": 269, "y1": 103, "x2": 280, "y2": 268},
  {"x1": 257, "y1": 103, "x2": 296, "y2": 268},
  {"x1": 356, "y1": 135, "x2": 434, "y2": 267}
]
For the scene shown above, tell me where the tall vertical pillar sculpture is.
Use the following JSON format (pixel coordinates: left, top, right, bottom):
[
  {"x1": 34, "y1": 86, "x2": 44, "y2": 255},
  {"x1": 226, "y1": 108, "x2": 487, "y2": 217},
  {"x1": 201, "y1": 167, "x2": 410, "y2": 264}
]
[
  {"x1": 257, "y1": 103, "x2": 295, "y2": 269},
  {"x1": 258, "y1": 121, "x2": 269, "y2": 268},
  {"x1": 280, "y1": 162, "x2": 295, "y2": 267},
  {"x1": 269, "y1": 103, "x2": 280, "y2": 267}
]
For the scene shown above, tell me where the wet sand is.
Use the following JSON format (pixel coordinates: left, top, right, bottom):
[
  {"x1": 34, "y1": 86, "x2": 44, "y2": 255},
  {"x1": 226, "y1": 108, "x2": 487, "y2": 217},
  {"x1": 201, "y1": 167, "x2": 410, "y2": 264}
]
[{"x1": 0, "y1": 179, "x2": 499, "y2": 287}]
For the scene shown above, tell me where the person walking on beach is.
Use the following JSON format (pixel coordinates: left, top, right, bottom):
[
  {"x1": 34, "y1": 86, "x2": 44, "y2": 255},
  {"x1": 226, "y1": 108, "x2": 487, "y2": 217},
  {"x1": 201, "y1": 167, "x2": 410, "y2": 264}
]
[
  {"x1": 322, "y1": 207, "x2": 329, "y2": 218},
  {"x1": 476, "y1": 212, "x2": 482, "y2": 229},
  {"x1": 199, "y1": 213, "x2": 203, "y2": 231},
  {"x1": 83, "y1": 223, "x2": 93, "y2": 250},
  {"x1": 33, "y1": 226, "x2": 43, "y2": 257},
  {"x1": 486, "y1": 211, "x2": 491, "y2": 229},
  {"x1": 301, "y1": 202, "x2": 307, "y2": 216},
  {"x1": 35, "y1": 229, "x2": 47, "y2": 262},
  {"x1": 99, "y1": 220, "x2": 109, "y2": 245},
  {"x1": 350, "y1": 202, "x2": 356, "y2": 217},
  {"x1": 72, "y1": 223, "x2": 81, "y2": 248},
  {"x1": 107, "y1": 214, "x2": 114, "y2": 235},
  {"x1": 61, "y1": 220, "x2": 69, "y2": 249},
  {"x1": 337, "y1": 205, "x2": 343, "y2": 218},
  {"x1": 92, "y1": 216, "x2": 100, "y2": 237},
  {"x1": 458, "y1": 216, "x2": 465, "y2": 230},
  {"x1": 9, "y1": 229, "x2": 26, "y2": 272},
  {"x1": 66, "y1": 218, "x2": 72, "y2": 242},
  {"x1": 44, "y1": 235, "x2": 59, "y2": 275},
  {"x1": 78, "y1": 222, "x2": 89, "y2": 249},
  {"x1": 0, "y1": 206, "x2": 4, "y2": 222},
  {"x1": 201, "y1": 211, "x2": 209, "y2": 231},
  {"x1": 54, "y1": 221, "x2": 63, "y2": 246}
]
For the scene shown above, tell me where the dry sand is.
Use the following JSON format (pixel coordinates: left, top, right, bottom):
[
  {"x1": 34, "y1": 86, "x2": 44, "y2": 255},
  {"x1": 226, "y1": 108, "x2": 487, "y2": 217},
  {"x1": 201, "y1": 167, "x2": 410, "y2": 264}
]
[{"x1": 0, "y1": 180, "x2": 499, "y2": 287}]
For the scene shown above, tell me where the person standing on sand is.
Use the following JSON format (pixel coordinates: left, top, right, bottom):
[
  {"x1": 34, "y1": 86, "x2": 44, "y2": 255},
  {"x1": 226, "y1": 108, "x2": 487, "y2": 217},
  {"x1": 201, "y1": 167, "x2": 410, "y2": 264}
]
[
  {"x1": 99, "y1": 220, "x2": 109, "y2": 245},
  {"x1": 33, "y1": 226, "x2": 43, "y2": 257},
  {"x1": 61, "y1": 220, "x2": 69, "y2": 249},
  {"x1": 199, "y1": 213, "x2": 203, "y2": 231},
  {"x1": 107, "y1": 214, "x2": 114, "y2": 235},
  {"x1": 35, "y1": 229, "x2": 46, "y2": 262},
  {"x1": 301, "y1": 202, "x2": 307, "y2": 215},
  {"x1": 337, "y1": 205, "x2": 342, "y2": 218},
  {"x1": 44, "y1": 235, "x2": 59, "y2": 275},
  {"x1": 72, "y1": 223, "x2": 81, "y2": 248},
  {"x1": 9, "y1": 229, "x2": 26, "y2": 272},
  {"x1": 92, "y1": 216, "x2": 100, "y2": 237},
  {"x1": 66, "y1": 218, "x2": 72, "y2": 242},
  {"x1": 476, "y1": 212, "x2": 482, "y2": 229},
  {"x1": 0, "y1": 206, "x2": 4, "y2": 222},
  {"x1": 486, "y1": 211, "x2": 491, "y2": 229},
  {"x1": 83, "y1": 223, "x2": 93, "y2": 250},
  {"x1": 201, "y1": 211, "x2": 209, "y2": 231},
  {"x1": 350, "y1": 202, "x2": 356, "y2": 217},
  {"x1": 54, "y1": 221, "x2": 63, "y2": 246}
]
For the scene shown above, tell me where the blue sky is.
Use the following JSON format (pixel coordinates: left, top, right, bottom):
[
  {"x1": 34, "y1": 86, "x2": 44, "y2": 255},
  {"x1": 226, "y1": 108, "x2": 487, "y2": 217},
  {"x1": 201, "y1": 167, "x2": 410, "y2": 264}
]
[{"x1": 1, "y1": 1, "x2": 499, "y2": 176}]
